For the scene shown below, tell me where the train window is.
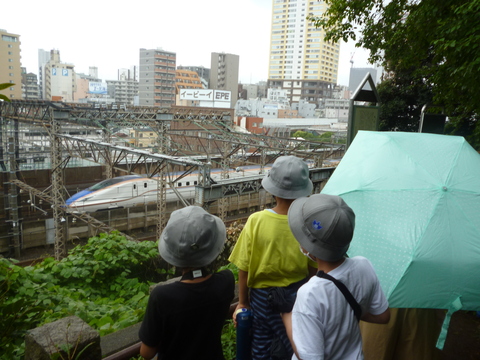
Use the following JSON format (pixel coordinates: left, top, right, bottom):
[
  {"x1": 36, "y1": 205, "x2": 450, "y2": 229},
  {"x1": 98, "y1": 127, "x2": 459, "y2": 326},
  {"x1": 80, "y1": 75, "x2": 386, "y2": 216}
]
[
  {"x1": 133, "y1": 184, "x2": 137, "y2": 190},
  {"x1": 90, "y1": 176, "x2": 141, "y2": 191},
  {"x1": 194, "y1": 181, "x2": 197, "y2": 185},
  {"x1": 186, "y1": 182, "x2": 190, "y2": 186},
  {"x1": 178, "y1": 183, "x2": 182, "y2": 187},
  {"x1": 144, "y1": 183, "x2": 148, "y2": 188}
]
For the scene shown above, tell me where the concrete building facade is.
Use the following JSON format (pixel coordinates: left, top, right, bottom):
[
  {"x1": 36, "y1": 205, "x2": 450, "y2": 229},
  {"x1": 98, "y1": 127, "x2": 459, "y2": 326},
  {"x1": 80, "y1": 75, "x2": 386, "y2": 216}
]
[
  {"x1": 267, "y1": 0, "x2": 339, "y2": 106},
  {"x1": 0, "y1": 29, "x2": 22, "y2": 100},
  {"x1": 106, "y1": 79, "x2": 138, "y2": 105},
  {"x1": 210, "y1": 52, "x2": 239, "y2": 108},
  {"x1": 242, "y1": 84, "x2": 260, "y2": 99},
  {"x1": 324, "y1": 98, "x2": 349, "y2": 121},
  {"x1": 42, "y1": 50, "x2": 76, "y2": 102},
  {"x1": 74, "y1": 70, "x2": 101, "y2": 102},
  {"x1": 139, "y1": 48, "x2": 176, "y2": 107},
  {"x1": 38, "y1": 49, "x2": 50, "y2": 100},
  {"x1": 175, "y1": 69, "x2": 204, "y2": 106},
  {"x1": 177, "y1": 65, "x2": 210, "y2": 88},
  {"x1": 292, "y1": 98, "x2": 316, "y2": 118},
  {"x1": 129, "y1": 128, "x2": 158, "y2": 148},
  {"x1": 175, "y1": 69, "x2": 203, "y2": 92},
  {"x1": 21, "y1": 69, "x2": 39, "y2": 100},
  {"x1": 118, "y1": 66, "x2": 138, "y2": 82}
]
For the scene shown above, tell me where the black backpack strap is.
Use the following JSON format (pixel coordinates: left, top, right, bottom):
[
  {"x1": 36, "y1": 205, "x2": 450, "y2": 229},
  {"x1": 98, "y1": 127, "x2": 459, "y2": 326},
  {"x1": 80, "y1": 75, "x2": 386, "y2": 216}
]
[{"x1": 317, "y1": 270, "x2": 362, "y2": 322}]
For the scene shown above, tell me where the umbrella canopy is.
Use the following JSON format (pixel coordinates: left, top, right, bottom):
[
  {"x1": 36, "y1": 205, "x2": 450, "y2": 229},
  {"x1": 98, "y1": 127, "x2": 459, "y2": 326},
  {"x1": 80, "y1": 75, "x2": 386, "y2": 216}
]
[{"x1": 322, "y1": 131, "x2": 480, "y2": 311}]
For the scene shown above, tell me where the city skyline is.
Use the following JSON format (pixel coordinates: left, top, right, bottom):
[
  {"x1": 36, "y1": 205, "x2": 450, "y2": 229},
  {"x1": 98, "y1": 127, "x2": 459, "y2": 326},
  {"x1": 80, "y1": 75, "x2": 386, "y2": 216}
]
[{"x1": 1, "y1": 0, "x2": 372, "y2": 87}]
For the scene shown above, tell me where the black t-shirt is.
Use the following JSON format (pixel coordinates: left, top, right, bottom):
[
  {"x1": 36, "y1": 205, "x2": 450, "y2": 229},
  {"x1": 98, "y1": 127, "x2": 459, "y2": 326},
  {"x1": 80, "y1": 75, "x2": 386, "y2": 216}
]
[{"x1": 139, "y1": 270, "x2": 235, "y2": 360}]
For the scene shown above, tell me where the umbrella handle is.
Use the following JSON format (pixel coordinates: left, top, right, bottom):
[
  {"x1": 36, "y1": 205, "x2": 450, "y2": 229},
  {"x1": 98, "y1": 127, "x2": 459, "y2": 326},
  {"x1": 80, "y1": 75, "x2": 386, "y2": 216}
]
[{"x1": 435, "y1": 296, "x2": 462, "y2": 350}]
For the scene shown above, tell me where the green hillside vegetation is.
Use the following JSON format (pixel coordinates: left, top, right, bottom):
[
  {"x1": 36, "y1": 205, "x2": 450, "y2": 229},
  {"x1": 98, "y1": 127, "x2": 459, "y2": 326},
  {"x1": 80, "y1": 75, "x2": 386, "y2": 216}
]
[{"x1": 1, "y1": 227, "x2": 241, "y2": 360}]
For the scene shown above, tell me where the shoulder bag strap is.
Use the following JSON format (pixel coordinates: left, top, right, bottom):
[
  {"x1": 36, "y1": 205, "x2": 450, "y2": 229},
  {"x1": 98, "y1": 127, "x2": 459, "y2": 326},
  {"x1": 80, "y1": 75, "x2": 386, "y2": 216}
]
[{"x1": 317, "y1": 270, "x2": 362, "y2": 322}]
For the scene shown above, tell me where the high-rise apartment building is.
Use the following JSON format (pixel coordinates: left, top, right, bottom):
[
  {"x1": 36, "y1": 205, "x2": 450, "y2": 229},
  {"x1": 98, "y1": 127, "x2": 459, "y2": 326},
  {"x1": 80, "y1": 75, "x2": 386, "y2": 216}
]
[
  {"x1": 210, "y1": 52, "x2": 239, "y2": 108},
  {"x1": 267, "y1": 0, "x2": 339, "y2": 106},
  {"x1": 38, "y1": 49, "x2": 50, "y2": 99},
  {"x1": 175, "y1": 69, "x2": 203, "y2": 92},
  {"x1": 139, "y1": 48, "x2": 176, "y2": 107},
  {"x1": 106, "y1": 79, "x2": 139, "y2": 105},
  {"x1": 0, "y1": 29, "x2": 22, "y2": 100}
]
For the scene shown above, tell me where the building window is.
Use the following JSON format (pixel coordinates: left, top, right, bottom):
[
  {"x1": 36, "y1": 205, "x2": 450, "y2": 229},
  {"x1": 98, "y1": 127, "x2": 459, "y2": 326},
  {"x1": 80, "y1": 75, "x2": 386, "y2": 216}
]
[{"x1": 2, "y1": 35, "x2": 18, "y2": 42}]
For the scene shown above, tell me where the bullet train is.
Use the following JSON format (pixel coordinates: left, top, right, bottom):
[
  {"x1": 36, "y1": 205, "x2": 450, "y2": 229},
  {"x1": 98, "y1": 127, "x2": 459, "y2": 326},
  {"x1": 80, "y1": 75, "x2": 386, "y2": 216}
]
[{"x1": 64, "y1": 165, "x2": 270, "y2": 213}]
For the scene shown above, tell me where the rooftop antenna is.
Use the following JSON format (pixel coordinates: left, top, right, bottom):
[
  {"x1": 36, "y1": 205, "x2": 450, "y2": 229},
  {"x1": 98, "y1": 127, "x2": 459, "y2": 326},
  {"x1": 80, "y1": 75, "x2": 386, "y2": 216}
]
[{"x1": 350, "y1": 52, "x2": 355, "y2": 68}]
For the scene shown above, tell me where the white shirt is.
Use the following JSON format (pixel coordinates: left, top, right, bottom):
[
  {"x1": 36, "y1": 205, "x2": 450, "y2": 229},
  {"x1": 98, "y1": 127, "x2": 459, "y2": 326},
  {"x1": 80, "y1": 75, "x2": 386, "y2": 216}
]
[{"x1": 292, "y1": 257, "x2": 389, "y2": 360}]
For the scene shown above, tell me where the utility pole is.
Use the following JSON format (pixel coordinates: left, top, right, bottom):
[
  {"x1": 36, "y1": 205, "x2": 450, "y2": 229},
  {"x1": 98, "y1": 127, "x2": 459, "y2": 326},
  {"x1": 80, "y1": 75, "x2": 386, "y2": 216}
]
[{"x1": 50, "y1": 109, "x2": 69, "y2": 260}]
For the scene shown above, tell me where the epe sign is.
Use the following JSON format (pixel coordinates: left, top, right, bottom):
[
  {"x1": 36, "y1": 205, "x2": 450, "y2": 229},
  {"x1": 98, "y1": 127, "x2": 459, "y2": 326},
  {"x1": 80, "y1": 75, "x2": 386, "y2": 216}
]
[{"x1": 214, "y1": 90, "x2": 230, "y2": 102}]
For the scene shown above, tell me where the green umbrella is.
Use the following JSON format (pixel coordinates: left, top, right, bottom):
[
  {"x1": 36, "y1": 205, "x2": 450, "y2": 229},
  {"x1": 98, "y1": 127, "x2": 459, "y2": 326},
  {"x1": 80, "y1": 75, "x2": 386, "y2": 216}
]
[{"x1": 322, "y1": 131, "x2": 480, "y2": 346}]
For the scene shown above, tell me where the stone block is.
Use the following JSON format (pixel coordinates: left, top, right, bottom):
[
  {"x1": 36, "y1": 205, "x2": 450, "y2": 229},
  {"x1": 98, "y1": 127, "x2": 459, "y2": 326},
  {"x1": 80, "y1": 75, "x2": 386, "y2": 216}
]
[{"x1": 25, "y1": 315, "x2": 101, "y2": 360}]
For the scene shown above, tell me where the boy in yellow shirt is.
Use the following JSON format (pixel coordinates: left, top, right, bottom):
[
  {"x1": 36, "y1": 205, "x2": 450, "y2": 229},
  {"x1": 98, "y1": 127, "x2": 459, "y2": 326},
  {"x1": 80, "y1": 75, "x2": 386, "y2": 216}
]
[{"x1": 229, "y1": 156, "x2": 316, "y2": 360}]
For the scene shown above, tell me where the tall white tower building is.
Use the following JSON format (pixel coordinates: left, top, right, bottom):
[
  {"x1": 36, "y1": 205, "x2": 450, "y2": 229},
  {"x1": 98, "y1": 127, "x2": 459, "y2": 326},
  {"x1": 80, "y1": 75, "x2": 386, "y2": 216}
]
[{"x1": 267, "y1": 0, "x2": 339, "y2": 106}]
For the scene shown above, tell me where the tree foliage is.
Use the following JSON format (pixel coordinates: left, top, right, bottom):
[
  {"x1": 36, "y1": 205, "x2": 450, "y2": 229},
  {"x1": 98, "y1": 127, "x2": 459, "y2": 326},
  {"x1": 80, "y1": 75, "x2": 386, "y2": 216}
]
[
  {"x1": 377, "y1": 68, "x2": 433, "y2": 132},
  {"x1": 292, "y1": 130, "x2": 314, "y2": 139},
  {"x1": 309, "y1": 0, "x2": 480, "y2": 148},
  {"x1": 0, "y1": 83, "x2": 15, "y2": 102}
]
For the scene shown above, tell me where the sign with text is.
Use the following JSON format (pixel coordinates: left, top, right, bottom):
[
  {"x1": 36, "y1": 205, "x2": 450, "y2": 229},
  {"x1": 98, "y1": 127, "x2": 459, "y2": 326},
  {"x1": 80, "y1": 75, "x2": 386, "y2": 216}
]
[
  {"x1": 89, "y1": 82, "x2": 108, "y2": 95},
  {"x1": 180, "y1": 89, "x2": 231, "y2": 103}
]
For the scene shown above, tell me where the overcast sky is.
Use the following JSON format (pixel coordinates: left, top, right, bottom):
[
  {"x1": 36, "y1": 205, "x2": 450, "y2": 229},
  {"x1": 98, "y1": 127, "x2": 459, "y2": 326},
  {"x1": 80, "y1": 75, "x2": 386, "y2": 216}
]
[{"x1": 1, "y1": 0, "x2": 372, "y2": 86}]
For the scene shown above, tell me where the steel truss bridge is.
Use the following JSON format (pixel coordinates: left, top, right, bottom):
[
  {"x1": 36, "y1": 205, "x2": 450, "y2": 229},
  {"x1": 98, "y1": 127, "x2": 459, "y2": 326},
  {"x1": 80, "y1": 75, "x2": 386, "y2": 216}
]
[{"x1": 1, "y1": 100, "x2": 343, "y2": 259}]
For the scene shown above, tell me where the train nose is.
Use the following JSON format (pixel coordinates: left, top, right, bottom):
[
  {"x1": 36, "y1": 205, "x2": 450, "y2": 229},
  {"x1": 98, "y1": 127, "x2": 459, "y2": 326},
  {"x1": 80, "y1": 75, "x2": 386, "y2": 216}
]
[{"x1": 63, "y1": 203, "x2": 80, "y2": 214}]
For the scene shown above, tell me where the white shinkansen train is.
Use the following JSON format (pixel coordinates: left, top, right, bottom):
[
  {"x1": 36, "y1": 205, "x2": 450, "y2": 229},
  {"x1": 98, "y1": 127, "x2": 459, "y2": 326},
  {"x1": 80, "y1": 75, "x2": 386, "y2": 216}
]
[{"x1": 64, "y1": 165, "x2": 270, "y2": 213}]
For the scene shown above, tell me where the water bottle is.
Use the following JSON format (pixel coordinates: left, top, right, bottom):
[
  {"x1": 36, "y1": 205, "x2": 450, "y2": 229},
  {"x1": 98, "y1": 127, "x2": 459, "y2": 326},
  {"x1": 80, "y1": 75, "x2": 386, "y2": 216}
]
[{"x1": 236, "y1": 308, "x2": 253, "y2": 360}]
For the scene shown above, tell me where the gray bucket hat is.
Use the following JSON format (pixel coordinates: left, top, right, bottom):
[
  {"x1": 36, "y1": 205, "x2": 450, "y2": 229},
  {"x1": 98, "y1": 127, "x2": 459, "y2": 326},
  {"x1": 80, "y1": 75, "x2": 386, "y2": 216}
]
[
  {"x1": 261, "y1": 156, "x2": 313, "y2": 199},
  {"x1": 158, "y1": 206, "x2": 226, "y2": 268},
  {"x1": 288, "y1": 194, "x2": 355, "y2": 262}
]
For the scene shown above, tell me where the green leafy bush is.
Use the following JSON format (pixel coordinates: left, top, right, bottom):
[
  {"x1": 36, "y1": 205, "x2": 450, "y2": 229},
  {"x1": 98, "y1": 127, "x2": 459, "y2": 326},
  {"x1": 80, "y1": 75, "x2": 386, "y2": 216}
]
[
  {"x1": 0, "y1": 221, "x2": 244, "y2": 360},
  {"x1": 0, "y1": 232, "x2": 161, "y2": 360},
  {"x1": 221, "y1": 320, "x2": 237, "y2": 360}
]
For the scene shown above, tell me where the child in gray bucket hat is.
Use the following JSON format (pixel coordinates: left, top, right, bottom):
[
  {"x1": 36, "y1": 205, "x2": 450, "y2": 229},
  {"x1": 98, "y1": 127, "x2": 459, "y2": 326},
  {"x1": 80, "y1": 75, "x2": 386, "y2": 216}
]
[
  {"x1": 139, "y1": 206, "x2": 234, "y2": 360},
  {"x1": 284, "y1": 194, "x2": 390, "y2": 360},
  {"x1": 229, "y1": 156, "x2": 317, "y2": 360}
]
